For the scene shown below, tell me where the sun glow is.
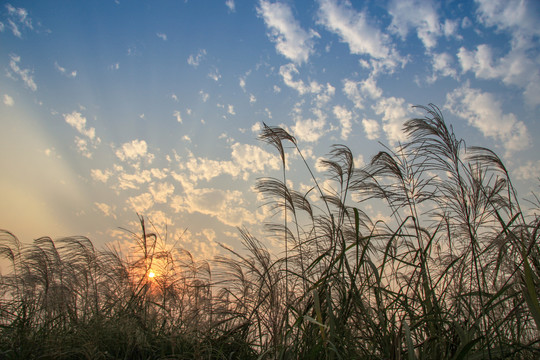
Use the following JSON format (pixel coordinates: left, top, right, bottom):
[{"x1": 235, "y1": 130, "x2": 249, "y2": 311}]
[{"x1": 148, "y1": 271, "x2": 156, "y2": 278}]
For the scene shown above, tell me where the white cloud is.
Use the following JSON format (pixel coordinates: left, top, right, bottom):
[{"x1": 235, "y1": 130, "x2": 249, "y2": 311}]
[
  {"x1": 116, "y1": 139, "x2": 153, "y2": 162},
  {"x1": 257, "y1": 0, "x2": 316, "y2": 64},
  {"x1": 74, "y1": 136, "x2": 92, "y2": 158},
  {"x1": 230, "y1": 143, "x2": 281, "y2": 178},
  {"x1": 208, "y1": 67, "x2": 221, "y2": 81},
  {"x1": 91, "y1": 169, "x2": 113, "y2": 183},
  {"x1": 292, "y1": 111, "x2": 327, "y2": 142},
  {"x1": 372, "y1": 96, "x2": 414, "y2": 145},
  {"x1": 173, "y1": 110, "x2": 182, "y2": 123},
  {"x1": 55, "y1": 62, "x2": 77, "y2": 77},
  {"x1": 156, "y1": 32, "x2": 167, "y2": 41},
  {"x1": 171, "y1": 93, "x2": 179, "y2": 102},
  {"x1": 362, "y1": 118, "x2": 380, "y2": 140},
  {"x1": 279, "y1": 63, "x2": 322, "y2": 95},
  {"x1": 388, "y1": 0, "x2": 441, "y2": 49},
  {"x1": 187, "y1": 49, "x2": 206, "y2": 67},
  {"x1": 128, "y1": 193, "x2": 154, "y2": 213},
  {"x1": 249, "y1": 94, "x2": 257, "y2": 103},
  {"x1": 95, "y1": 202, "x2": 116, "y2": 219},
  {"x1": 109, "y1": 62, "x2": 120, "y2": 71},
  {"x1": 513, "y1": 160, "x2": 540, "y2": 180},
  {"x1": 63, "y1": 111, "x2": 96, "y2": 139},
  {"x1": 343, "y1": 76, "x2": 382, "y2": 108},
  {"x1": 225, "y1": 0, "x2": 235, "y2": 12},
  {"x1": 5, "y1": 4, "x2": 32, "y2": 38},
  {"x1": 227, "y1": 104, "x2": 235, "y2": 115},
  {"x1": 151, "y1": 168, "x2": 169, "y2": 179},
  {"x1": 3, "y1": 94, "x2": 14, "y2": 106},
  {"x1": 8, "y1": 54, "x2": 37, "y2": 91},
  {"x1": 317, "y1": 0, "x2": 403, "y2": 72},
  {"x1": 333, "y1": 105, "x2": 352, "y2": 140},
  {"x1": 117, "y1": 169, "x2": 153, "y2": 190},
  {"x1": 475, "y1": 0, "x2": 540, "y2": 41},
  {"x1": 457, "y1": 44, "x2": 540, "y2": 107},
  {"x1": 199, "y1": 90, "x2": 209, "y2": 102},
  {"x1": 430, "y1": 52, "x2": 457, "y2": 82},
  {"x1": 171, "y1": 188, "x2": 255, "y2": 227},
  {"x1": 445, "y1": 84, "x2": 531, "y2": 156},
  {"x1": 149, "y1": 182, "x2": 175, "y2": 203}
]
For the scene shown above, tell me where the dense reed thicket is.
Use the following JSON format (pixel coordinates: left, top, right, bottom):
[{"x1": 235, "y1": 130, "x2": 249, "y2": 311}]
[{"x1": 1, "y1": 105, "x2": 539, "y2": 359}]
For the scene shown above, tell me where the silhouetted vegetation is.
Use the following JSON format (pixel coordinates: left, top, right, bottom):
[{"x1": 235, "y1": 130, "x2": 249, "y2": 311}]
[{"x1": 1, "y1": 105, "x2": 539, "y2": 359}]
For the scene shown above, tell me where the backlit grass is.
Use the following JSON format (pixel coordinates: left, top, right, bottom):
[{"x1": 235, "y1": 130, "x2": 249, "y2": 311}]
[{"x1": 1, "y1": 105, "x2": 538, "y2": 359}]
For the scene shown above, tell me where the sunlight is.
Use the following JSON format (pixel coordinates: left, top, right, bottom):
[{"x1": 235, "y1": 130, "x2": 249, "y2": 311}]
[{"x1": 148, "y1": 271, "x2": 155, "y2": 279}]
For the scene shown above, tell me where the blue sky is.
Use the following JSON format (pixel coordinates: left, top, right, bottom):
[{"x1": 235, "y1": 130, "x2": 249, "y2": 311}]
[{"x1": 1, "y1": 0, "x2": 539, "y2": 259}]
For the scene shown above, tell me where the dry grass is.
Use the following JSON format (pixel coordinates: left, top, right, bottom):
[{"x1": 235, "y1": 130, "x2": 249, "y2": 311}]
[{"x1": 1, "y1": 105, "x2": 538, "y2": 359}]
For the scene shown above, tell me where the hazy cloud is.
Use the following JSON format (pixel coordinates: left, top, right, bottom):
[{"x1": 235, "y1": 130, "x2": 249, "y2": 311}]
[
  {"x1": 173, "y1": 110, "x2": 182, "y2": 123},
  {"x1": 55, "y1": 62, "x2": 77, "y2": 77},
  {"x1": 156, "y1": 32, "x2": 167, "y2": 41},
  {"x1": 3, "y1": 94, "x2": 14, "y2": 106},
  {"x1": 225, "y1": 0, "x2": 235, "y2": 12},
  {"x1": 187, "y1": 49, "x2": 206, "y2": 67},
  {"x1": 5, "y1": 4, "x2": 33, "y2": 37}
]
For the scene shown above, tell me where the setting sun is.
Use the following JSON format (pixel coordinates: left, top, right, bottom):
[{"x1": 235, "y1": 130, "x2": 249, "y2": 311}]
[{"x1": 148, "y1": 271, "x2": 155, "y2": 279}]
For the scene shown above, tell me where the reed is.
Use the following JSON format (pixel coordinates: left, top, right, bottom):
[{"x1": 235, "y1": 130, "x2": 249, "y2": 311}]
[{"x1": 0, "y1": 105, "x2": 538, "y2": 359}]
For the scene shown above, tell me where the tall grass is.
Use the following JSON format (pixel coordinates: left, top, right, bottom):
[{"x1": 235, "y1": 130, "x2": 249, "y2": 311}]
[{"x1": 0, "y1": 105, "x2": 538, "y2": 359}]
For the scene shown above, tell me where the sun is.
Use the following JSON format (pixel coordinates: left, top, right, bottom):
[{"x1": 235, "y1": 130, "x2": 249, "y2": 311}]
[{"x1": 148, "y1": 271, "x2": 156, "y2": 279}]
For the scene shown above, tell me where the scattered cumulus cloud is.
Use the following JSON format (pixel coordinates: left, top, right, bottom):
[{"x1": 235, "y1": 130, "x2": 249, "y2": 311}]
[
  {"x1": 95, "y1": 202, "x2": 117, "y2": 219},
  {"x1": 445, "y1": 83, "x2": 531, "y2": 156},
  {"x1": 156, "y1": 32, "x2": 167, "y2": 41},
  {"x1": 342, "y1": 76, "x2": 382, "y2": 109},
  {"x1": 173, "y1": 110, "x2": 182, "y2": 123},
  {"x1": 317, "y1": 0, "x2": 403, "y2": 72},
  {"x1": 208, "y1": 67, "x2": 221, "y2": 81},
  {"x1": 116, "y1": 139, "x2": 153, "y2": 162},
  {"x1": 333, "y1": 105, "x2": 352, "y2": 140},
  {"x1": 279, "y1": 63, "x2": 322, "y2": 95},
  {"x1": 225, "y1": 0, "x2": 235, "y2": 12},
  {"x1": 362, "y1": 119, "x2": 380, "y2": 140},
  {"x1": 457, "y1": 44, "x2": 540, "y2": 107},
  {"x1": 63, "y1": 111, "x2": 97, "y2": 140},
  {"x1": 372, "y1": 96, "x2": 414, "y2": 145},
  {"x1": 388, "y1": 0, "x2": 441, "y2": 50},
  {"x1": 149, "y1": 182, "x2": 175, "y2": 203},
  {"x1": 187, "y1": 49, "x2": 206, "y2": 67},
  {"x1": 199, "y1": 90, "x2": 209, "y2": 102},
  {"x1": 8, "y1": 54, "x2": 37, "y2": 91},
  {"x1": 91, "y1": 169, "x2": 113, "y2": 183},
  {"x1": 292, "y1": 111, "x2": 327, "y2": 142},
  {"x1": 5, "y1": 4, "x2": 33, "y2": 38},
  {"x1": 55, "y1": 62, "x2": 77, "y2": 78},
  {"x1": 3, "y1": 94, "x2": 14, "y2": 106},
  {"x1": 128, "y1": 193, "x2": 154, "y2": 213},
  {"x1": 257, "y1": 0, "x2": 317, "y2": 64}
]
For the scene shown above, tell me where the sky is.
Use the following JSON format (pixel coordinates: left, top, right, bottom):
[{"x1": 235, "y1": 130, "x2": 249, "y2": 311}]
[{"x1": 1, "y1": 0, "x2": 539, "y2": 260}]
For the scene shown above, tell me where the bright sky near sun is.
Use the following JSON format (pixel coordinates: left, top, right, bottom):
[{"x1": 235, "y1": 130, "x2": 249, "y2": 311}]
[{"x1": 1, "y1": 0, "x2": 539, "y2": 260}]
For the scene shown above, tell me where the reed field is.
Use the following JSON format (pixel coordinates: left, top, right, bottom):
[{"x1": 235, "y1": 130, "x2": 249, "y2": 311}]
[{"x1": 1, "y1": 105, "x2": 539, "y2": 359}]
